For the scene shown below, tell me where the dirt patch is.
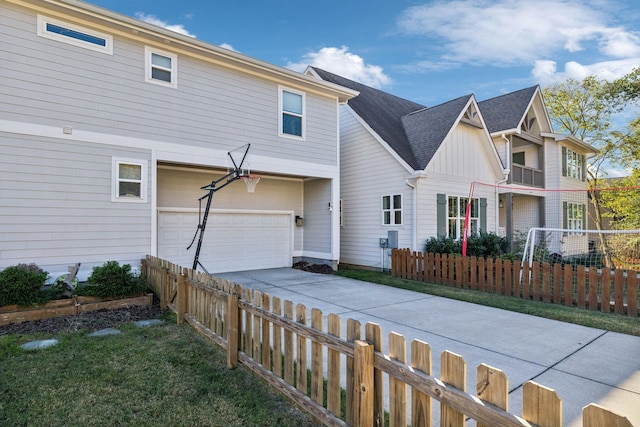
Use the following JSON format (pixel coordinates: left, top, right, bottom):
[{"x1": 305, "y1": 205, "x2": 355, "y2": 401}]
[
  {"x1": 292, "y1": 261, "x2": 335, "y2": 275},
  {"x1": 0, "y1": 299, "x2": 165, "y2": 336}
]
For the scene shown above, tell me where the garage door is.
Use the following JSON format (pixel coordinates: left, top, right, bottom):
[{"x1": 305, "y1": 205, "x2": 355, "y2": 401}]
[{"x1": 158, "y1": 211, "x2": 292, "y2": 273}]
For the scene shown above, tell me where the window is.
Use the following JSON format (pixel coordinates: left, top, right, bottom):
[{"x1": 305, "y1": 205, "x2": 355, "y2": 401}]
[
  {"x1": 512, "y1": 151, "x2": 525, "y2": 165},
  {"x1": 112, "y1": 158, "x2": 147, "y2": 202},
  {"x1": 382, "y1": 194, "x2": 402, "y2": 225},
  {"x1": 279, "y1": 87, "x2": 305, "y2": 138},
  {"x1": 448, "y1": 196, "x2": 478, "y2": 239},
  {"x1": 566, "y1": 202, "x2": 585, "y2": 235},
  {"x1": 37, "y1": 15, "x2": 113, "y2": 54},
  {"x1": 145, "y1": 47, "x2": 177, "y2": 88},
  {"x1": 563, "y1": 148, "x2": 584, "y2": 180}
]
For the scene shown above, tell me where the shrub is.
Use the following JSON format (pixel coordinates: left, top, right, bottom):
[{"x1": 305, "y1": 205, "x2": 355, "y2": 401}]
[
  {"x1": 0, "y1": 263, "x2": 50, "y2": 307},
  {"x1": 76, "y1": 261, "x2": 147, "y2": 298},
  {"x1": 425, "y1": 232, "x2": 509, "y2": 259},
  {"x1": 425, "y1": 236, "x2": 461, "y2": 254}
]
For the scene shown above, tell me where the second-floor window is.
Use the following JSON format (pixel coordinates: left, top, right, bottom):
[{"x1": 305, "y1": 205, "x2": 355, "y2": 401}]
[
  {"x1": 563, "y1": 148, "x2": 584, "y2": 180},
  {"x1": 37, "y1": 15, "x2": 113, "y2": 54},
  {"x1": 145, "y1": 47, "x2": 177, "y2": 88},
  {"x1": 279, "y1": 87, "x2": 305, "y2": 139},
  {"x1": 382, "y1": 194, "x2": 402, "y2": 225},
  {"x1": 448, "y1": 196, "x2": 478, "y2": 239}
]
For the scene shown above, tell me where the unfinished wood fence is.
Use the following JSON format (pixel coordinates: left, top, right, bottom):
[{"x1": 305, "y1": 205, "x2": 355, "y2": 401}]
[
  {"x1": 392, "y1": 249, "x2": 639, "y2": 317},
  {"x1": 142, "y1": 255, "x2": 632, "y2": 427}
]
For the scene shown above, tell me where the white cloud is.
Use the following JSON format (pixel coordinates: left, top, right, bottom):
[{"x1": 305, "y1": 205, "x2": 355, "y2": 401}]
[
  {"x1": 135, "y1": 12, "x2": 196, "y2": 38},
  {"x1": 396, "y1": 0, "x2": 640, "y2": 69},
  {"x1": 286, "y1": 46, "x2": 392, "y2": 88},
  {"x1": 532, "y1": 58, "x2": 640, "y2": 85},
  {"x1": 219, "y1": 43, "x2": 238, "y2": 52}
]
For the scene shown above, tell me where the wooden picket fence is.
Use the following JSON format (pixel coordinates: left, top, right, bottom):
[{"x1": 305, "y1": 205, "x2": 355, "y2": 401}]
[
  {"x1": 142, "y1": 255, "x2": 633, "y2": 427},
  {"x1": 391, "y1": 249, "x2": 640, "y2": 317}
]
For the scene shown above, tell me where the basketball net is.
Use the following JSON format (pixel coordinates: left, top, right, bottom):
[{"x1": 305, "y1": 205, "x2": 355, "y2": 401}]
[{"x1": 241, "y1": 174, "x2": 261, "y2": 193}]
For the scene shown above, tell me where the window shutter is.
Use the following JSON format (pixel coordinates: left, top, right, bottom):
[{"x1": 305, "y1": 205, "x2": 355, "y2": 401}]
[
  {"x1": 480, "y1": 198, "x2": 487, "y2": 232},
  {"x1": 581, "y1": 154, "x2": 586, "y2": 181},
  {"x1": 561, "y1": 147, "x2": 567, "y2": 177},
  {"x1": 562, "y1": 201, "x2": 568, "y2": 236},
  {"x1": 437, "y1": 193, "x2": 446, "y2": 238},
  {"x1": 582, "y1": 204, "x2": 586, "y2": 229}
]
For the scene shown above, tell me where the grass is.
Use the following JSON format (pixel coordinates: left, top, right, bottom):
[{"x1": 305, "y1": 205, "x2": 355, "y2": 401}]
[
  {"x1": 0, "y1": 310, "x2": 319, "y2": 427},
  {"x1": 336, "y1": 268, "x2": 640, "y2": 336}
]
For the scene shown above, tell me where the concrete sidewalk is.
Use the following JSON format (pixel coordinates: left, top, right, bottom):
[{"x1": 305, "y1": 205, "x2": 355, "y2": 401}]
[{"x1": 217, "y1": 268, "x2": 640, "y2": 426}]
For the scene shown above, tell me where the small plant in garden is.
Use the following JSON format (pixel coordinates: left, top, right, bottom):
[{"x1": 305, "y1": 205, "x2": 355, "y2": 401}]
[
  {"x1": 76, "y1": 261, "x2": 147, "y2": 298},
  {"x1": 0, "y1": 263, "x2": 56, "y2": 307}
]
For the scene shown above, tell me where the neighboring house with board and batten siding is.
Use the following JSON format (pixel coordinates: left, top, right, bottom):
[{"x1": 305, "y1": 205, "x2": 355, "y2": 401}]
[
  {"x1": 0, "y1": 0, "x2": 357, "y2": 280},
  {"x1": 308, "y1": 67, "x2": 595, "y2": 270}
]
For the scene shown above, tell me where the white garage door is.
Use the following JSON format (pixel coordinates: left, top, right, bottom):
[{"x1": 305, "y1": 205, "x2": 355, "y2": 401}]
[{"x1": 158, "y1": 211, "x2": 292, "y2": 273}]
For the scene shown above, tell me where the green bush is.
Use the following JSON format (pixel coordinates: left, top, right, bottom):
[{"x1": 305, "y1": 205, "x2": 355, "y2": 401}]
[
  {"x1": 76, "y1": 261, "x2": 147, "y2": 298},
  {"x1": 0, "y1": 263, "x2": 50, "y2": 307},
  {"x1": 425, "y1": 232, "x2": 509, "y2": 259}
]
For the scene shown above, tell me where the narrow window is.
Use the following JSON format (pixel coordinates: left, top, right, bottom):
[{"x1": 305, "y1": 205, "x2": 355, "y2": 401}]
[
  {"x1": 567, "y1": 202, "x2": 585, "y2": 235},
  {"x1": 145, "y1": 47, "x2": 177, "y2": 88},
  {"x1": 279, "y1": 87, "x2": 305, "y2": 139},
  {"x1": 37, "y1": 15, "x2": 112, "y2": 54},
  {"x1": 447, "y1": 196, "x2": 478, "y2": 239},
  {"x1": 382, "y1": 194, "x2": 402, "y2": 225},
  {"x1": 112, "y1": 158, "x2": 147, "y2": 202}
]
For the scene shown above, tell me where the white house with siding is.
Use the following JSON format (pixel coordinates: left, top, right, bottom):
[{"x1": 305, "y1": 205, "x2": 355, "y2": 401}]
[
  {"x1": 0, "y1": 0, "x2": 357, "y2": 280},
  {"x1": 309, "y1": 67, "x2": 595, "y2": 270}
]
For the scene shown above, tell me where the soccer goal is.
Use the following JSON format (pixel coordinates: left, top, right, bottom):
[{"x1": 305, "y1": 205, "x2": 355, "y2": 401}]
[{"x1": 522, "y1": 227, "x2": 640, "y2": 269}]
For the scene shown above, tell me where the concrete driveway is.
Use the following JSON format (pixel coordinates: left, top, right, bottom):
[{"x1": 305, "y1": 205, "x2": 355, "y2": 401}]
[{"x1": 216, "y1": 268, "x2": 640, "y2": 426}]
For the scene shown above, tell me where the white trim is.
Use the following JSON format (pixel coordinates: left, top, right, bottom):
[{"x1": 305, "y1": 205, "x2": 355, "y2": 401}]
[
  {"x1": 111, "y1": 157, "x2": 148, "y2": 203},
  {"x1": 278, "y1": 86, "x2": 306, "y2": 140},
  {"x1": 1, "y1": 119, "x2": 339, "y2": 179},
  {"x1": 381, "y1": 193, "x2": 403, "y2": 226},
  {"x1": 145, "y1": 46, "x2": 177, "y2": 89},
  {"x1": 37, "y1": 14, "x2": 113, "y2": 55}
]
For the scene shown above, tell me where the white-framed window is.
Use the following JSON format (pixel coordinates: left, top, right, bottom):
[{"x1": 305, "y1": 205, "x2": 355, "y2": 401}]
[
  {"x1": 448, "y1": 196, "x2": 478, "y2": 239},
  {"x1": 566, "y1": 202, "x2": 585, "y2": 234},
  {"x1": 279, "y1": 87, "x2": 305, "y2": 139},
  {"x1": 382, "y1": 194, "x2": 402, "y2": 225},
  {"x1": 565, "y1": 148, "x2": 583, "y2": 180},
  {"x1": 112, "y1": 158, "x2": 147, "y2": 203},
  {"x1": 145, "y1": 46, "x2": 177, "y2": 88},
  {"x1": 37, "y1": 15, "x2": 113, "y2": 55}
]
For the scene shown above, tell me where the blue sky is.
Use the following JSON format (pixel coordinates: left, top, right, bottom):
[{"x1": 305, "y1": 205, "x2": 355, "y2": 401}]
[{"x1": 90, "y1": 0, "x2": 640, "y2": 107}]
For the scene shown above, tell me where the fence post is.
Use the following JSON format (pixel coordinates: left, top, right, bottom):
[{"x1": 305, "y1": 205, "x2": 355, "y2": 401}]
[
  {"x1": 352, "y1": 340, "x2": 374, "y2": 427},
  {"x1": 477, "y1": 364, "x2": 508, "y2": 427},
  {"x1": 411, "y1": 340, "x2": 432, "y2": 427},
  {"x1": 628, "y1": 270, "x2": 638, "y2": 317},
  {"x1": 582, "y1": 403, "x2": 633, "y2": 427},
  {"x1": 176, "y1": 268, "x2": 188, "y2": 324},
  {"x1": 226, "y1": 293, "x2": 238, "y2": 369},
  {"x1": 441, "y1": 351, "x2": 466, "y2": 427},
  {"x1": 522, "y1": 381, "x2": 562, "y2": 427},
  {"x1": 365, "y1": 323, "x2": 384, "y2": 427}
]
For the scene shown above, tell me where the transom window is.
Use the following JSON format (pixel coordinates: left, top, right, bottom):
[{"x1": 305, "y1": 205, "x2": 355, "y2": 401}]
[
  {"x1": 448, "y1": 196, "x2": 478, "y2": 239},
  {"x1": 112, "y1": 158, "x2": 147, "y2": 202},
  {"x1": 279, "y1": 87, "x2": 305, "y2": 139},
  {"x1": 382, "y1": 194, "x2": 402, "y2": 225},
  {"x1": 145, "y1": 47, "x2": 177, "y2": 88},
  {"x1": 565, "y1": 148, "x2": 583, "y2": 180},
  {"x1": 37, "y1": 15, "x2": 113, "y2": 54}
]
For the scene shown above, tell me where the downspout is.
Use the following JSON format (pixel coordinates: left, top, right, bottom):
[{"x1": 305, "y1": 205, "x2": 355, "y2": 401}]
[
  {"x1": 405, "y1": 175, "x2": 419, "y2": 252},
  {"x1": 496, "y1": 133, "x2": 510, "y2": 235}
]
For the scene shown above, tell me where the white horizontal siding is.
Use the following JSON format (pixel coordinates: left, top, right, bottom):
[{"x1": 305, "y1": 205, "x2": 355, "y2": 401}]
[
  {"x1": 1, "y1": 3, "x2": 339, "y2": 168},
  {"x1": 303, "y1": 179, "x2": 332, "y2": 254}
]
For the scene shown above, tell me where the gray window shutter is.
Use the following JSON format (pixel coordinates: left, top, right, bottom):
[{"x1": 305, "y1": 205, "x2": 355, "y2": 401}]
[
  {"x1": 582, "y1": 204, "x2": 586, "y2": 229},
  {"x1": 561, "y1": 147, "x2": 567, "y2": 177},
  {"x1": 581, "y1": 154, "x2": 586, "y2": 181},
  {"x1": 480, "y1": 198, "x2": 487, "y2": 232},
  {"x1": 563, "y1": 201, "x2": 568, "y2": 236},
  {"x1": 437, "y1": 193, "x2": 446, "y2": 237}
]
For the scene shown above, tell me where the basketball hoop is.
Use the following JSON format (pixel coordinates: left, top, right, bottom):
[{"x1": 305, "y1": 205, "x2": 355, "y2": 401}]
[{"x1": 241, "y1": 174, "x2": 261, "y2": 193}]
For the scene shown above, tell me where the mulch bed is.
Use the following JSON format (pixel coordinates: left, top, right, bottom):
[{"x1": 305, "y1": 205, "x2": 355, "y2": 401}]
[
  {"x1": 292, "y1": 262, "x2": 335, "y2": 275},
  {"x1": 0, "y1": 300, "x2": 165, "y2": 336}
]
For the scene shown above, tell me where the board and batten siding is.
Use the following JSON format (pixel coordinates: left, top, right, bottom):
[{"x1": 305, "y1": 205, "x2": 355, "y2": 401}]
[
  {"x1": 417, "y1": 124, "x2": 499, "y2": 240},
  {"x1": 0, "y1": 133, "x2": 152, "y2": 278},
  {"x1": 157, "y1": 167, "x2": 304, "y2": 252},
  {"x1": 0, "y1": 2, "x2": 339, "y2": 168},
  {"x1": 339, "y1": 108, "x2": 414, "y2": 269}
]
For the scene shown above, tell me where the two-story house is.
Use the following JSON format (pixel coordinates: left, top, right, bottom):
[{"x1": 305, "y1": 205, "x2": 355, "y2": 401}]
[
  {"x1": 309, "y1": 67, "x2": 595, "y2": 269},
  {"x1": 0, "y1": 0, "x2": 357, "y2": 280}
]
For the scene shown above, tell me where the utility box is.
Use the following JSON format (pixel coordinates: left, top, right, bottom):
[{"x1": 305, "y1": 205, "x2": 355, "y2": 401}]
[
  {"x1": 379, "y1": 238, "x2": 389, "y2": 248},
  {"x1": 387, "y1": 230, "x2": 398, "y2": 249}
]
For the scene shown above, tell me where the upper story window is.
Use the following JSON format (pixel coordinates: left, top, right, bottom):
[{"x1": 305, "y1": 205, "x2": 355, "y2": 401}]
[
  {"x1": 145, "y1": 47, "x2": 177, "y2": 88},
  {"x1": 37, "y1": 15, "x2": 113, "y2": 55},
  {"x1": 563, "y1": 147, "x2": 584, "y2": 181},
  {"x1": 382, "y1": 194, "x2": 402, "y2": 226},
  {"x1": 448, "y1": 196, "x2": 478, "y2": 239},
  {"x1": 279, "y1": 87, "x2": 305, "y2": 139},
  {"x1": 112, "y1": 158, "x2": 147, "y2": 203}
]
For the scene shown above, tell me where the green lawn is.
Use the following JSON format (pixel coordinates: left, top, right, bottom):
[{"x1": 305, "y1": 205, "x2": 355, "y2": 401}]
[
  {"x1": 0, "y1": 310, "x2": 319, "y2": 427},
  {"x1": 336, "y1": 268, "x2": 640, "y2": 336}
]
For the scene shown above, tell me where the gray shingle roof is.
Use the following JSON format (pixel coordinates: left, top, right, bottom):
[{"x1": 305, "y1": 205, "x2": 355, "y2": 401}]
[{"x1": 477, "y1": 85, "x2": 539, "y2": 134}]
